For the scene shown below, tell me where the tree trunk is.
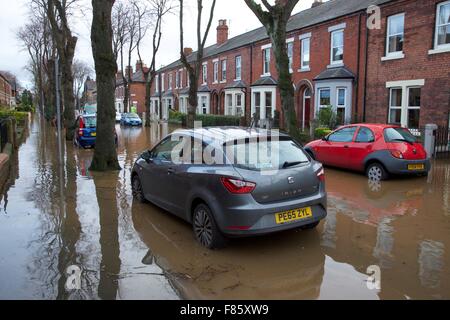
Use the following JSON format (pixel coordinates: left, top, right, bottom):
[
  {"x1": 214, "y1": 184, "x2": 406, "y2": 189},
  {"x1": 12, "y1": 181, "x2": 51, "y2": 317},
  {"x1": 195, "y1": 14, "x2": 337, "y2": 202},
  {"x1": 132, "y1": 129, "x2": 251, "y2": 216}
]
[
  {"x1": 123, "y1": 78, "x2": 129, "y2": 113},
  {"x1": 187, "y1": 71, "x2": 198, "y2": 128},
  {"x1": 271, "y1": 18, "x2": 300, "y2": 140},
  {"x1": 90, "y1": 0, "x2": 120, "y2": 172},
  {"x1": 62, "y1": 36, "x2": 77, "y2": 140},
  {"x1": 46, "y1": 59, "x2": 56, "y2": 121},
  {"x1": 144, "y1": 73, "x2": 154, "y2": 127}
]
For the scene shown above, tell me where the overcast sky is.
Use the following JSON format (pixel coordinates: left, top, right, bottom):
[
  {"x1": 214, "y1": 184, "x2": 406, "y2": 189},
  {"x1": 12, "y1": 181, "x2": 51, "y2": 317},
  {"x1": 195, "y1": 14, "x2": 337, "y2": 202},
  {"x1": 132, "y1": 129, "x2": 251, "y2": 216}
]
[{"x1": 0, "y1": 0, "x2": 322, "y2": 89}]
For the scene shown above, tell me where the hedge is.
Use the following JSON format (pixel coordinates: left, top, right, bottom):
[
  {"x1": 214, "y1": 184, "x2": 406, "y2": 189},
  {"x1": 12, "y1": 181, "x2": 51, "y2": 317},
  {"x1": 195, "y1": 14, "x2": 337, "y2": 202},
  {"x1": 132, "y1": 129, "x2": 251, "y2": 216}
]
[
  {"x1": 0, "y1": 109, "x2": 29, "y2": 122},
  {"x1": 169, "y1": 110, "x2": 241, "y2": 127}
]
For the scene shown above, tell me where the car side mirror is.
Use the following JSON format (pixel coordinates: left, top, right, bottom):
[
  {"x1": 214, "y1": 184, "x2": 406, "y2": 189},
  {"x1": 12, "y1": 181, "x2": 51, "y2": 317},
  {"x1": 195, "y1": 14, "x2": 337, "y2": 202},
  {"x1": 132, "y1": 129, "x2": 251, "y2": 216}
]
[
  {"x1": 141, "y1": 151, "x2": 153, "y2": 163},
  {"x1": 322, "y1": 136, "x2": 328, "y2": 141}
]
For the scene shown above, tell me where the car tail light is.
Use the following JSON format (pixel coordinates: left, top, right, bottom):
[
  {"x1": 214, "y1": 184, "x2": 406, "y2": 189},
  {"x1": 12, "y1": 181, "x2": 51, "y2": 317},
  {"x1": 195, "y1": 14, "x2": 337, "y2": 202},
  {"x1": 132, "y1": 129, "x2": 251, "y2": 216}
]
[
  {"x1": 221, "y1": 177, "x2": 256, "y2": 194},
  {"x1": 317, "y1": 167, "x2": 325, "y2": 182},
  {"x1": 78, "y1": 129, "x2": 84, "y2": 137},
  {"x1": 390, "y1": 150, "x2": 404, "y2": 159}
]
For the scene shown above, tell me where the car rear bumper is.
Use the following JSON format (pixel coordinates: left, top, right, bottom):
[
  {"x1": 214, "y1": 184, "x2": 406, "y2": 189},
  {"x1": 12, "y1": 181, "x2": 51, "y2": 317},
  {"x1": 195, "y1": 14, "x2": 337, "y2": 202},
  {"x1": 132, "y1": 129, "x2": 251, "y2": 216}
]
[
  {"x1": 78, "y1": 137, "x2": 96, "y2": 148},
  {"x1": 384, "y1": 157, "x2": 431, "y2": 175},
  {"x1": 215, "y1": 191, "x2": 327, "y2": 237}
]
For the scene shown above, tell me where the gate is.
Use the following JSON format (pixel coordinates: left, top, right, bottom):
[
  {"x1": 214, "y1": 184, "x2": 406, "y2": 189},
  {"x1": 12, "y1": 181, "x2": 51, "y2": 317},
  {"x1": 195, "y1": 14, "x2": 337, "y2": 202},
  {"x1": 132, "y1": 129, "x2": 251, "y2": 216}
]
[{"x1": 434, "y1": 126, "x2": 450, "y2": 158}]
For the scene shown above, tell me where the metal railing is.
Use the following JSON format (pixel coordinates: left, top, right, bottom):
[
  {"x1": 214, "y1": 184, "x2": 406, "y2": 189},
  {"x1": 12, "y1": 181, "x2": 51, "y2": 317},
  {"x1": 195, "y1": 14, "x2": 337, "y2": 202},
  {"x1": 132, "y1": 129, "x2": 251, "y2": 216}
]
[{"x1": 434, "y1": 126, "x2": 450, "y2": 158}]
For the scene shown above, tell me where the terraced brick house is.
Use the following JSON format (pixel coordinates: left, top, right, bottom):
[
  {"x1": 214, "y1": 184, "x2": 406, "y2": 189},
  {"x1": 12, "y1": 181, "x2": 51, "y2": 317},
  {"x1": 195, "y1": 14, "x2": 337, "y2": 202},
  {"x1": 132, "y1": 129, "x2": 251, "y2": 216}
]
[{"x1": 151, "y1": 0, "x2": 450, "y2": 131}]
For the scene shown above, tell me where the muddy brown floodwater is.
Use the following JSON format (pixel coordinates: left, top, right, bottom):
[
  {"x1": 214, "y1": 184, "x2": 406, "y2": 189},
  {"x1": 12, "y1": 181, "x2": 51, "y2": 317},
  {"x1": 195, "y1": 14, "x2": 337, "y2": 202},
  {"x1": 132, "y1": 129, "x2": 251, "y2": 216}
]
[{"x1": 0, "y1": 115, "x2": 449, "y2": 300}]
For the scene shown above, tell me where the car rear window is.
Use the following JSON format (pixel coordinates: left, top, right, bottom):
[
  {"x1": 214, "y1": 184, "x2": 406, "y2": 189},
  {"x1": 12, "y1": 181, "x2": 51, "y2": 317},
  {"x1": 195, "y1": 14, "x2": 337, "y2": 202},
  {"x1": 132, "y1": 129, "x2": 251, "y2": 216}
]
[
  {"x1": 83, "y1": 117, "x2": 97, "y2": 128},
  {"x1": 384, "y1": 127, "x2": 417, "y2": 143},
  {"x1": 224, "y1": 138, "x2": 310, "y2": 171}
]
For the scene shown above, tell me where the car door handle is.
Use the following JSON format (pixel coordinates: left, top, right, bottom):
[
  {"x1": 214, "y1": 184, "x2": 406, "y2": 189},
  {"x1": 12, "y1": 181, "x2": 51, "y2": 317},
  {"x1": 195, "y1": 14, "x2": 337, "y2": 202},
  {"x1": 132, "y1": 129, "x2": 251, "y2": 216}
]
[
  {"x1": 167, "y1": 168, "x2": 176, "y2": 175},
  {"x1": 344, "y1": 145, "x2": 349, "y2": 148}
]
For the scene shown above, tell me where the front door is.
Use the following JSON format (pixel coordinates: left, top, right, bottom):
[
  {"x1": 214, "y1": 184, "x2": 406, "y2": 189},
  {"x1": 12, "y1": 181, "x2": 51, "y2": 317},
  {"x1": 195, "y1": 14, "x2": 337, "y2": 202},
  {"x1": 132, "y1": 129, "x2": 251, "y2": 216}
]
[{"x1": 304, "y1": 98, "x2": 311, "y2": 130}]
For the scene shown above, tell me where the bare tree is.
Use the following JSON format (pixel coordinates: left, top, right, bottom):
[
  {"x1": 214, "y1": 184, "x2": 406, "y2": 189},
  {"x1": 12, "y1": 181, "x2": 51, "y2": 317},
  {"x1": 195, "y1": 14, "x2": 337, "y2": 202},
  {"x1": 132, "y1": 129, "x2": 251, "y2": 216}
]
[
  {"x1": 45, "y1": 0, "x2": 78, "y2": 139},
  {"x1": 179, "y1": 0, "x2": 217, "y2": 128},
  {"x1": 72, "y1": 60, "x2": 93, "y2": 110},
  {"x1": 136, "y1": 0, "x2": 174, "y2": 127},
  {"x1": 244, "y1": 0, "x2": 300, "y2": 139},
  {"x1": 90, "y1": 0, "x2": 120, "y2": 171}
]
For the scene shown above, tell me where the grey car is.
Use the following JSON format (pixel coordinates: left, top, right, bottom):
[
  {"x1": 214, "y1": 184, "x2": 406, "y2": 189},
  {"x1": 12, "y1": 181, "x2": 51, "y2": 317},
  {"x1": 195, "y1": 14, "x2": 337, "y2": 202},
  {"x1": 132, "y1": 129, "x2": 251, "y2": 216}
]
[{"x1": 131, "y1": 127, "x2": 327, "y2": 249}]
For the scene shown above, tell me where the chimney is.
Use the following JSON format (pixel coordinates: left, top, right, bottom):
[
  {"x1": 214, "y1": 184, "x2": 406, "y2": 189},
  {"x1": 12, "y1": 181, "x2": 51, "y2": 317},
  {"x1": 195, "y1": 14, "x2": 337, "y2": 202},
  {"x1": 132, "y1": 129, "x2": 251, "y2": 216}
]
[
  {"x1": 311, "y1": 0, "x2": 323, "y2": 8},
  {"x1": 136, "y1": 60, "x2": 144, "y2": 72},
  {"x1": 116, "y1": 71, "x2": 122, "y2": 80},
  {"x1": 183, "y1": 47, "x2": 193, "y2": 56},
  {"x1": 217, "y1": 19, "x2": 228, "y2": 45}
]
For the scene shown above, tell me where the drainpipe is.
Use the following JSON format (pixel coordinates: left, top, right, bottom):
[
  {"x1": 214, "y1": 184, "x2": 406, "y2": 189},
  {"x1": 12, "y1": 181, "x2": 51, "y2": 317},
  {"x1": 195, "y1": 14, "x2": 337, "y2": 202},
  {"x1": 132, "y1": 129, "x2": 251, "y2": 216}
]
[
  {"x1": 355, "y1": 12, "x2": 362, "y2": 123},
  {"x1": 362, "y1": 11, "x2": 369, "y2": 123}
]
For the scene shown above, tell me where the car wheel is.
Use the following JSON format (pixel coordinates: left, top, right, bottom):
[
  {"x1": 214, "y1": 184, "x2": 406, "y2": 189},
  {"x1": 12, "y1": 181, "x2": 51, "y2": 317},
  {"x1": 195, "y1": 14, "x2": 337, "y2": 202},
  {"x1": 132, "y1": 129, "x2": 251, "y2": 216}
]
[
  {"x1": 192, "y1": 203, "x2": 227, "y2": 249},
  {"x1": 301, "y1": 221, "x2": 320, "y2": 230},
  {"x1": 132, "y1": 175, "x2": 146, "y2": 203},
  {"x1": 367, "y1": 162, "x2": 388, "y2": 181}
]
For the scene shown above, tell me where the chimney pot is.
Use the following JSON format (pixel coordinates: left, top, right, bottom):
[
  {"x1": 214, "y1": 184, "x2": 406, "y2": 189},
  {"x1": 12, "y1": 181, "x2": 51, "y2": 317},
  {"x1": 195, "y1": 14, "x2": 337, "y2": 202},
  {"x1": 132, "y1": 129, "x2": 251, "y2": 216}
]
[
  {"x1": 311, "y1": 0, "x2": 323, "y2": 8},
  {"x1": 183, "y1": 47, "x2": 193, "y2": 56}
]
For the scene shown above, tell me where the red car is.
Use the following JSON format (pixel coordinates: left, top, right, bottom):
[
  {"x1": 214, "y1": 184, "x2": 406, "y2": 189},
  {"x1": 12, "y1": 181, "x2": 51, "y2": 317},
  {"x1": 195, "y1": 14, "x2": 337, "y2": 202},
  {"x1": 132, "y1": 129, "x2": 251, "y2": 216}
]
[{"x1": 305, "y1": 124, "x2": 431, "y2": 180}]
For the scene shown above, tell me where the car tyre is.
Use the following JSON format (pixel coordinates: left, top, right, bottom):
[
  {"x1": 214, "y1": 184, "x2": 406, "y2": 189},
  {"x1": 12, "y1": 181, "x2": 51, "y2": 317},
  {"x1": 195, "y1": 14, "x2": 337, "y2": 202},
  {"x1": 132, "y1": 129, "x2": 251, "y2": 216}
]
[
  {"x1": 366, "y1": 162, "x2": 388, "y2": 181},
  {"x1": 132, "y1": 175, "x2": 146, "y2": 203},
  {"x1": 301, "y1": 221, "x2": 320, "y2": 230},
  {"x1": 192, "y1": 203, "x2": 227, "y2": 249}
]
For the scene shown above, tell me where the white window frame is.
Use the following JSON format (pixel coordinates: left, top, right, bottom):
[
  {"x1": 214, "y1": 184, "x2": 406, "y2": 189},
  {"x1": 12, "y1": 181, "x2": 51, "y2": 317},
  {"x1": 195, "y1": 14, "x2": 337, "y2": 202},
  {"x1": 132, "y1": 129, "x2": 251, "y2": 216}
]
[
  {"x1": 168, "y1": 73, "x2": 173, "y2": 90},
  {"x1": 175, "y1": 71, "x2": 180, "y2": 89},
  {"x1": 224, "y1": 89, "x2": 245, "y2": 116},
  {"x1": 221, "y1": 60, "x2": 227, "y2": 83},
  {"x1": 202, "y1": 63, "x2": 207, "y2": 85},
  {"x1": 155, "y1": 75, "x2": 159, "y2": 93},
  {"x1": 318, "y1": 88, "x2": 331, "y2": 111},
  {"x1": 383, "y1": 13, "x2": 405, "y2": 61},
  {"x1": 251, "y1": 86, "x2": 276, "y2": 120},
  {"x1": 388, "y1": 87, "x2": 403, "y2": 126},
  {"x1": 330, "y1": 29, "x2": 344, "y2": 65},
  {"x1": 431, "y1": 0, "x2": 450, "y2": 53},
  {"x1": 287, "y1": 40, "x2": 294, "y2": 73},
  {"x1": 300, "y1": 37, "x2": 311, "y2": 71},
  {"x1": 179, "y1": 69, "x2": 183, "y2": 88},
  {"x1": 262, "y1": 47, "x2": 271, "y2": 76},
  {"x1": 235, "y1": 56, "x2": 242, "y2": 80},
  {"x1": 161, "y1": 73, "x2": 165, "y2": 92},
  {"x1": 386, "y1": 79, "x2": 425, "y2": 128},
  {"x1": 213, "y1": 61, "x2": 219, "y2": 83},
  {"x1": 197, "y1": 93, "x2": 210, "y2": 114},
  {"x1": 336, "y1": 88, "x2": 347, "y2": 124}
]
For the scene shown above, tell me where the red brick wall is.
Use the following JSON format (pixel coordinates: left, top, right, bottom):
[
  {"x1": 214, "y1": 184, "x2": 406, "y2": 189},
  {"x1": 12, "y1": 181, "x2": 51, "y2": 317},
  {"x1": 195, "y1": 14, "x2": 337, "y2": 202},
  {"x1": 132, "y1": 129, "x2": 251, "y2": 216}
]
[
  {"x1": 130, "y1": 82, "x2": 147, "y2": 114},
  {"x1": 0, "y1": 76, "x2": 12, "y2": 106},
  {"x1": 366, "y1": 0, "x2": 450, "y2": 127}
]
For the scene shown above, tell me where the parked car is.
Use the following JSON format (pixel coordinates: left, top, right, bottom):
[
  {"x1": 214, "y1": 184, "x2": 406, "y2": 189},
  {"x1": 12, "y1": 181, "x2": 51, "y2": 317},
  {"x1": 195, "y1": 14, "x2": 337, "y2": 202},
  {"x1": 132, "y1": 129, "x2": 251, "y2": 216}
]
[
  {"x1": 304, "y1": 124, "x2": 430, "y2": 181},
  {"x1": 73, "y1": 114, "x2": 98, "y2": 149},
  {"x1": 74, "y1": 114, "x2": 118, "y2": 149},
  {"x1": 131, "y1": 127, "x2": 327, "y2": 249},
  {"x1": 120, "y1": 113, "x2": 143, "y2": 126},
  {"x1": 116, "y1": 112, "x2": 122, "y2": 123}
]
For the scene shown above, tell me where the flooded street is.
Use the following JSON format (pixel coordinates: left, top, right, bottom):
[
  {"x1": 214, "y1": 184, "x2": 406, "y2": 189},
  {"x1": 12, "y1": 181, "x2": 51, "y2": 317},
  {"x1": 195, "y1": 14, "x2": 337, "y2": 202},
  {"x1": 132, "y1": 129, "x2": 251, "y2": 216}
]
[{"x1": 0, "y1": 115, "x2": 449, "y2": 300}]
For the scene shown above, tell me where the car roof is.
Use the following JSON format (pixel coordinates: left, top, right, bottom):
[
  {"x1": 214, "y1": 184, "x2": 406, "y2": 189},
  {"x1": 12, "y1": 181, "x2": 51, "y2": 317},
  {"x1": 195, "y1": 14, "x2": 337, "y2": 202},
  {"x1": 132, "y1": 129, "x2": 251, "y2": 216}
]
[
  {"x1": 171, "y1": 126, "x2": 290, "y2": 144},
  {"x1": 341, "y1": 123, "x2": 400, "y2": 131}
]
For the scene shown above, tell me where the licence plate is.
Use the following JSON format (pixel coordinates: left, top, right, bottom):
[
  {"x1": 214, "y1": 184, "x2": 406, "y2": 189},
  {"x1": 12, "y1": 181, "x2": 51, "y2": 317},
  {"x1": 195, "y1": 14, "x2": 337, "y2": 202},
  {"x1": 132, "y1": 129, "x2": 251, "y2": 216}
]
[
  {"x1": 408, "y1": 164, "x2": 424, "y2": 171},
  {"x1": 275, "y1": 207, "x2": 312, "y2": 224},
  {"x1": 91, "y1": 132, "x2": 97, "y2": 137}
]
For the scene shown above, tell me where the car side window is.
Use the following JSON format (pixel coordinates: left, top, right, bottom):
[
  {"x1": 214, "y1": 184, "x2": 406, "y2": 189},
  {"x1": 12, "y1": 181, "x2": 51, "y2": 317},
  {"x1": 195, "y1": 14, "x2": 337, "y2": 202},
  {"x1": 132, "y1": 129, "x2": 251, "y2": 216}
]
[
  {"x1": 355, "y1": 127, "x2": 375, "y2": 143},
  {"x1": 151, "y1": 138, "x2": 184, "y2": 162},
  {"x1": 327, "y1": 127, "x2": 357, "y2": 143}
]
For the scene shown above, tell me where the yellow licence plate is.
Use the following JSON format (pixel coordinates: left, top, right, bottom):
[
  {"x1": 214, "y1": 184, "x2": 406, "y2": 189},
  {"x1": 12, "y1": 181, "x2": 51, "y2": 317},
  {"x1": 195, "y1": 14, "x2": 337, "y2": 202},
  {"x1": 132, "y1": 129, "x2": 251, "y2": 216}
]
[
  {"x1": 275, "y1": 207, "x2": 312, "y2": 224},
  {"x1": 408, "y1": 164, "x2": 424, "y2": 171},
  {"x1": 91, "y1": 132, "x2": 97, "y2": 137}
]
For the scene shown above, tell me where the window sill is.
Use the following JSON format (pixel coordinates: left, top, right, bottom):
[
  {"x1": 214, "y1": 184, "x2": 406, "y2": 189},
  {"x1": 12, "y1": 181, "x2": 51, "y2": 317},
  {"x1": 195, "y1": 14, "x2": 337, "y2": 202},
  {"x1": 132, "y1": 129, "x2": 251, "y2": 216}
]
[
  {"x1": 428, "y1": 47, "x2": 450, "y2": 55},
  {"x1": 381, "y1": 53, "x2": 404, "y2": 61},
  {"x1": 212, "y1": 81, "x2": 218, "y2": 84},
  {"x1": 327, "y1": 63, "x2": 344, "y2": 69},
  {"x1": 220, "y1": 80, "x2": 227, "y2": 84},
  {"x1": 298, "y1": 67, "x2": 311, "y2": 73},
  {"x1": 261, "y1": 73, "x2": 271, "y2": 77}
]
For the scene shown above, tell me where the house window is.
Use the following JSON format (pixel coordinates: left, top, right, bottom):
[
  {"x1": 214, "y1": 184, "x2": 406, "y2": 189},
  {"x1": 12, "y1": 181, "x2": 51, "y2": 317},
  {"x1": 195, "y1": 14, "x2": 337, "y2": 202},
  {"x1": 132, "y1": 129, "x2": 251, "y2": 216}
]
[
  {"x1": 201, "y1": 96, "x2": 207, "y2": 114},
  {"x1": 213, "y1": 61, "x2": 219, "y2": 83},
  {"x1": 202, "y1": 64, "x2": 207, "y2": 84},
  {"x1": 407, "y1": 87, "x2": 421, "y2": 129},
  {"x1": 331, "y1": 30, "x2": 344, "y2": 64},
  {"x1": 236, "y1": 93, "x2": 243, "y2": 116},
  {"x1": 435, "y1": 1, "x2": 450, "y2": 49},
  {"x1": 263, "y1": 48, "x2": 271, "y2": 75},
  {"x1": 319, "y1": 88, "x2": 331, "y2": 109},
  {"x1": 287, "y1": 42, "x2": 294, "y2": 72},
  {"x1": 265, "y1": 92, "x2": 273, "y2": 118},
  {"x1": 180, "y1": 70, "x2": 183, "y2": 88},
  {"x1": 175, "y1": 71, "x2": 180, "y2": 89},
  {"x1": 254, "y1": 92, "x2": 261, "y2": 117},
  {"x1": 336, "y1": 88, "x2": 346, "y2": 125},
  {"x1": 386, "y1": 13, "x2": 405, "y2": 56},
  {"x1": 221, "y1": 60, "x2": 227, "y2": 81},
  {"x1": 168, "y1": 74, "x2": 173, "y2": 90},
  {"x1": 301, "y1": 37, "x2": 310, "y2": 69},
  {"x1": 235, "y1": 56, "x2": 242, "y2": 80},
  {"x1": 155, "y1": 75, "x2": 159, "y2": 92},
  {"x1": 161, "y1": 74, "x2": 165, "y2": 91},
  {"x1": 388, "y1": 88, "x2": 402, "y2": 125},
  {"x1": 226, "y1": 93, "x2": 233, "y2": 115}
]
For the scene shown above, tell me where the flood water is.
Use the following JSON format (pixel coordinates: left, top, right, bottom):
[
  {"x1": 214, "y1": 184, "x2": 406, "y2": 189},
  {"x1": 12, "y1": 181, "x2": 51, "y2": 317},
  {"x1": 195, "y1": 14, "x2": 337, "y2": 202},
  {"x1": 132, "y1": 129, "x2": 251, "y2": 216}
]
[{"x1": 0, "y1": 115, "x2": 449, "y2": 300}]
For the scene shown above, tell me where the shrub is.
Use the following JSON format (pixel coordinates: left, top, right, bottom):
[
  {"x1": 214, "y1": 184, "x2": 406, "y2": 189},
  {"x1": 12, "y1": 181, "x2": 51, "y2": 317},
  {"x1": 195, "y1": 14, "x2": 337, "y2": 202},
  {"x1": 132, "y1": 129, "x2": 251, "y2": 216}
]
[
  {"x1": 15, "y1": 104, "x2": 35, "y2": 112},
  {"x1": 169, "y1": 111, "x2": 241, "y2": 127},
  {"x1": 315, "y1": 127, "x2": 332, "y2": 139},
  {"x1": 317, "y1": 105, "x2": 337, "y2": 129},
  {"x1": 169, "y1": 109, "x2": 184, "y2": 124},
  {"x1": 0, "y1": 110, "x2": 29, "y2": 122}
]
